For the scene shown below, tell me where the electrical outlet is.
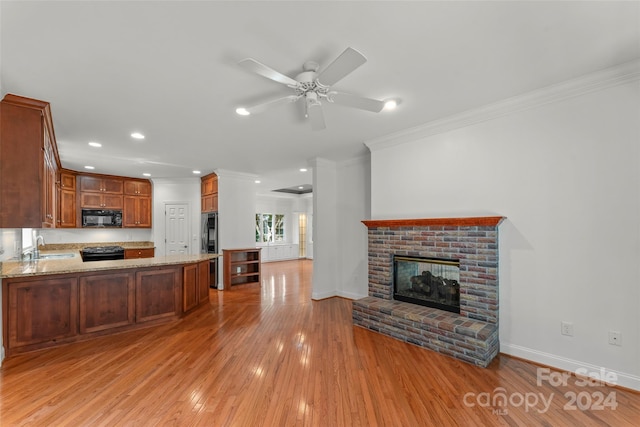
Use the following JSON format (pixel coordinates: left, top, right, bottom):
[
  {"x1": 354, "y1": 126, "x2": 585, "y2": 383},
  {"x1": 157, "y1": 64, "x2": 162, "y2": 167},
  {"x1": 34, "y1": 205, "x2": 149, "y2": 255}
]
[
  {"x1": 561, "y1": 321, "x2": 574, "y2": 336},
  {"x1": 608, "y1": 331, "x2": 622, "y2": 346}
]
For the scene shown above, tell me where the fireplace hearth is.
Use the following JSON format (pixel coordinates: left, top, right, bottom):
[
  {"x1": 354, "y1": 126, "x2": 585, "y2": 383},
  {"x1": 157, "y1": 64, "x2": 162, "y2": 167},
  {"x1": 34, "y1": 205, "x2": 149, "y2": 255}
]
[
  {"x1": 353, "y1": 216, "x2": 505, "y2": 367},
  {"x1": 393, "y1": 255, "x2": 460, "y2": 314}
]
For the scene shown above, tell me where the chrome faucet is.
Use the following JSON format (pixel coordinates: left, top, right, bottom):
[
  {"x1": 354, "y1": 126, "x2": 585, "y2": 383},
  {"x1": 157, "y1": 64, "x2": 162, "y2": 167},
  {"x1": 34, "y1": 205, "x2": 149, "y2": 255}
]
[{"x1": 33, "y1": 235, "x2": 45, "y2": 259}]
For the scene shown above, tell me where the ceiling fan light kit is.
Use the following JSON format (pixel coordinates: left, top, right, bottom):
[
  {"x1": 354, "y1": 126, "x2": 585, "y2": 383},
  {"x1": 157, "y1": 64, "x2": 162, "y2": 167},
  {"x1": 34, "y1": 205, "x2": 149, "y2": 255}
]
[{"x1": 237, "y1": 47, "x2": 387, "y2": 130}]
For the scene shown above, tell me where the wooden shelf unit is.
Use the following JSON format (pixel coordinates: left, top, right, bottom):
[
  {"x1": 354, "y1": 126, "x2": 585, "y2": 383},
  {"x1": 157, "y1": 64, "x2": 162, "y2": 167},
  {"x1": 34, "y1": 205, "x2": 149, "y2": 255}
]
[{"x1": 222, "y1": 248, "x2": 261, "y2": 289}]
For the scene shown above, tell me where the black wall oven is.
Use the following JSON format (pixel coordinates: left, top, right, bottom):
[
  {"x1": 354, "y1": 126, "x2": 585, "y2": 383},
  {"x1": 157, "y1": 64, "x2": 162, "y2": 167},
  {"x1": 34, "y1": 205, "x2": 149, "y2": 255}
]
[{"x1": 82, "y1": 209, "x2": 123, "y2": 228}]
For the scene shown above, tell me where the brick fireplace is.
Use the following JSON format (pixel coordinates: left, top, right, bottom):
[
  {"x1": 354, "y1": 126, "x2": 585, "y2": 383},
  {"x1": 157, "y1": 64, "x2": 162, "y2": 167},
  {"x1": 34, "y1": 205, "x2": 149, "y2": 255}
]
[{"x1": 352, "y1": 217, "x2": 504, "y2": 367}]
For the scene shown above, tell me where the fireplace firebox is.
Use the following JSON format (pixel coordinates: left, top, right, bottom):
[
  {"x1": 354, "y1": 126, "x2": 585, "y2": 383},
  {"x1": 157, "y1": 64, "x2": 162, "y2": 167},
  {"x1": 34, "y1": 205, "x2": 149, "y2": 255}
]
[{"x1": 393, "y1": 255, "x2": 461, "y2": 314}]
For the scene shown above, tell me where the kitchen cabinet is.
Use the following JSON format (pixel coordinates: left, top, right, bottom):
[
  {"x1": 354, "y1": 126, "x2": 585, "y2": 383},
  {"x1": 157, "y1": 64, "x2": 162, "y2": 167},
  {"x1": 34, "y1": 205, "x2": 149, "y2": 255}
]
[
  {"x1": 135, "y1": 267, "x2": 181, "y2": 323},
  {"x1": 2, "y1": 259, "x2": 211, "y2": 356},
  {"x1": 183, "y1": 260, "x2": 210, "y2": 312},
  {"x1": 201, "y1": 173, "x2": 218, "y2": 213},
  {"x1": 123, "y1": 195, "x2": 151, "y2": 227},
  {"x1": 79, "y1": 174, "x2": 124, "y2": 209},
  {"x1": 124, "y1": 179, "x2": 152, "y2": 196},
  {"x1": 124, "y1": 248, "x2": 155, "y2": 259},
  {"x1": 5, "y1": 275, "x2": 78, "y2": 350},
  {"x1": 123, "y1": 178, "x2": 152, "y2": 227},
  {"x1": 80, "y1": 192, "x2": 124, "y2": 209},
  {"x1": 80, "y1": 175, "x2": 124, "y2": 194},
  {"x1": 0, "y1": 94, "x2": 61, "y2": 228},
  {"x1": 79, "y1": 272, "x2": 135, "y2": 334},
  {"x1": 222, "y1": 248, "x2": 261, "y2": 289},
  {"x1": 58, "y1": 170, "x2": 77, "y2": 228}
]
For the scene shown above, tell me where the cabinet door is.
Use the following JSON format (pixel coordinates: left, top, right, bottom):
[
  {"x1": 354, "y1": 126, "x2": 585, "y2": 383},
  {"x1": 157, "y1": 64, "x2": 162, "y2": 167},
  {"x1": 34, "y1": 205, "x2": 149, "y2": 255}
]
[
  {"x1": 79, "y1": 176, "x2": 103, "y2": 192},
  {"x1": 201, "y1": 175, "x2": 217, "y2": 195},
  {"x1": 81, "y1": 193, "x2": 123, "y2": 209},
  {"x1": 123, "y1": 196, "x2": 151, "y2": 227},
  {"x1": 80, "y1": 192, "x2": 103, "y2": 208},
  {"x1": 201, "y1": 194, "x2": 218, "y2": 213},
  {"x1": 79, "y1": 272, "x2": 135, "y2": 334},
  {"x1": 197, "y1": 260, "x2": 210, "y2": 303},
  {"x1": 124, "y1": 180, "x2": 151, "y2": 196},
  {"x1": 135, "y1": 268, "x2": 180, "y2": 323},
  {"x1": 7, "y1": 277, "x2": 78, "y2": 349},
  {"x1": 60, "y1": 172, "x2": 76, "y2": 190},
  {"x1": 58, "y1": 189, "x2": 77, "y2": 227},
  {"x1": 103, "y1": 194, "x2": 123, "y2": 209},
  {"x1": 102, "y1": 178, "x2": 124, "y2": 194},
  {"x1": 80, "y1": 175, "x2": 123, "y2": 194},
  {"x1": 183, "y1": 264, "x2": 198, "y2": 312}
]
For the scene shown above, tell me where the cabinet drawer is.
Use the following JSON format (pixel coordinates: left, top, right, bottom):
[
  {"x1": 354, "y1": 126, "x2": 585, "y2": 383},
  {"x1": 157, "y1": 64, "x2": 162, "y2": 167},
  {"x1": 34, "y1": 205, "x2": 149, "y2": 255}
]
[{"x1": 124, "y1": 248, "x2": 155, "y2": 259}]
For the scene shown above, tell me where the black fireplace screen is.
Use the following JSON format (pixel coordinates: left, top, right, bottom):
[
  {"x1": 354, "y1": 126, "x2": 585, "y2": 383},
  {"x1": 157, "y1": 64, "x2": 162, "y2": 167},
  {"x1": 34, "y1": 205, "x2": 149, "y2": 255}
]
[{"x1": 393, "y1": 255, "x2": 461, "y2": 314}]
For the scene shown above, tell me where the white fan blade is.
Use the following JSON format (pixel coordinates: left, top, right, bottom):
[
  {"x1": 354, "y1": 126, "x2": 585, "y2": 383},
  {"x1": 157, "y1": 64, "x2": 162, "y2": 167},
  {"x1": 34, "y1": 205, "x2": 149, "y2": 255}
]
[
  {"x1": 238, "y1": 58, "x2": 299, "y2": 86},
  {"x1": 316, "y1": 47, "x2": 367, "y2": 87},
  {"x1": 329, "y1": 92, "x2": 385, "y2": 113},
  {"x1": 307, "y1": 103, "x2": 326, "y2": 130},
  {"x1": 244, "y1": 95, "x2": 300, "y2": 114}
]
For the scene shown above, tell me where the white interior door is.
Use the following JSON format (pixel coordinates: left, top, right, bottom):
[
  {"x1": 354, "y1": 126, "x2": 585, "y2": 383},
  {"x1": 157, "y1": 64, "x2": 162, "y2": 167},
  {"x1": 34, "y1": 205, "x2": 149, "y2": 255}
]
[{"x1": 165, "y1": 203, "x2": 189, "y2": 255}]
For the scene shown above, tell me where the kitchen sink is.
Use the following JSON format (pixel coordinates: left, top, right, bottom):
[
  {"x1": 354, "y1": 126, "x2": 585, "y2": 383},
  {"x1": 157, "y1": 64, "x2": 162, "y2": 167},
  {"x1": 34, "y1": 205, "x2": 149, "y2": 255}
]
[{"x1": 35, "y1": 253, "x2": 76, "y2": 260}]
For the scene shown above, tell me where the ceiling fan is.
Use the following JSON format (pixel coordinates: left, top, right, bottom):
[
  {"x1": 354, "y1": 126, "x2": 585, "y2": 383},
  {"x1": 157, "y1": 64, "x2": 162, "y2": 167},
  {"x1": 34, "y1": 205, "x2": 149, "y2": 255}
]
[{"x1": 237, "y1": 47, "x2": 386, "y2": 130}]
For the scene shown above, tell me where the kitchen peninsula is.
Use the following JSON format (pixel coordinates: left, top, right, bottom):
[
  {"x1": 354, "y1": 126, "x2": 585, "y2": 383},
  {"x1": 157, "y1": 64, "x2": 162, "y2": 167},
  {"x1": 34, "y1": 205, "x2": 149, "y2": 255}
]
[{"x1": 1, "y1": 251, "x2": 218, "y2": 357}]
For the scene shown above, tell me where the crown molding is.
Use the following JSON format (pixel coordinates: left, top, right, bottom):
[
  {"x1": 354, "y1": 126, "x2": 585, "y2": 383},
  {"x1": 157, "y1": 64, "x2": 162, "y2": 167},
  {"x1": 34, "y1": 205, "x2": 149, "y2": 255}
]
[
  {"x1": 213, "y1": 169, "x2": 258, "y2": 181},
  {"x1": 365, "y1": 59, "x2": 640, "y2": 152}
]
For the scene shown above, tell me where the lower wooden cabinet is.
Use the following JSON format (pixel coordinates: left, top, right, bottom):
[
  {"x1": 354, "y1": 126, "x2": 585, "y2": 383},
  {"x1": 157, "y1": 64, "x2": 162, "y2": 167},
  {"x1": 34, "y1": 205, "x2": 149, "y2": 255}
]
[
  {"x1": 79, "y1": 272, "x2": 135, "y2": 334},
  {"x1": 135, "y1": 267, "x2": 181, "y2": 323},
  {"x1": 6, "y1": 276, "x2": 78, "y2": 349},
  {"x1": 2, "y1": 262, "x2": 207, "y2": 357},
  {"x1": 183, "y1": 260, "x2": 210, "y2": 312}
]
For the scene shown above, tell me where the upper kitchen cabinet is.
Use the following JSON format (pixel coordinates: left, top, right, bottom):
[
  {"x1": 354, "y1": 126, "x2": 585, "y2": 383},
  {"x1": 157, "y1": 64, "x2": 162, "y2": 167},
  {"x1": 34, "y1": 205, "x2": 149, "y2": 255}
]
[
  {"x1": 80, "y1": 175, "x2": 124, "y2": 194},
  {"x1": 58, "y1": 170, "x2": 77, "y2": 228},
  {"x1": 201, "y1": 173, "x2": 218, "y2": 213},
  {"x1": 123, "y1": 178, "x2": 152, "y2": 228},
  {"x1": 124, "y1": 179, "x2": 151, "y2": 196},
  {"x1": 0, "y1": 94, "x2": 61, "y2": 228},
  {"x1": 79, "y1": 174, "x2": 124, "y2": 209}
]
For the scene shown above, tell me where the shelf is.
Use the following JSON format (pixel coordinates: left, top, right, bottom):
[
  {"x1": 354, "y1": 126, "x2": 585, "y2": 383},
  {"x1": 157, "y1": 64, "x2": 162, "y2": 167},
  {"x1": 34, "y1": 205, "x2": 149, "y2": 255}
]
[{"x1": 222, "y1": 248, "x2": 262, "y2": 290}]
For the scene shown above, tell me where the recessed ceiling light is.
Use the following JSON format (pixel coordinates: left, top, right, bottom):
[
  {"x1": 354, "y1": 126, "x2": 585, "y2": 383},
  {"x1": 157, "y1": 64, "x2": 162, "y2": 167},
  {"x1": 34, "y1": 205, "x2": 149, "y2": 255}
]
[
  {"x1": 236, "y1": 108, "x2": 250, "y2": 116},
  {"x1": 88, "y1": 141, "x2": 102, "y2": 147},
  {"x1": 131, "y1": 132, "x2": 145, "y2": 139},
  {"x1": 143, "y1": 173, "x2": 151, "y2": 177},
  {"x1": 192, "y1": 170, "x2": 201, "y2": 174},
  {"x1": 298, "y1": 186, "x2": 304, "y2": 190},
  {"x1": 84, "y1": 165, "x2": 95, "y2": 170},
  {"x1": 299, "y1": 168, "x2": 307, "y2": 172},
  {"x1": 255, "y1": 180, "x2": 261, "y2": 184},
  {"x1": 383, "y1": 99, "x2": 398, "y2": 111}
]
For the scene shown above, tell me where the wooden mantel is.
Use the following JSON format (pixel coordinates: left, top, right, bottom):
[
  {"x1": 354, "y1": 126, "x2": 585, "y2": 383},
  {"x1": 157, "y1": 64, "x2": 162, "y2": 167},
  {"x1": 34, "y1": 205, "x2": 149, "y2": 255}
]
[{"x1": 361, "y1": 216, "x2": 505, "y2": 228}]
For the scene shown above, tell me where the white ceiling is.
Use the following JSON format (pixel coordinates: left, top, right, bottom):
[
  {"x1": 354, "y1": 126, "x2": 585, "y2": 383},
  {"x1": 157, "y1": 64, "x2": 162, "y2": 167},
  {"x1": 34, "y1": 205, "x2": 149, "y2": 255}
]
[{"x1": 2, "y1": 1, "x2": 638, "y2": 193}]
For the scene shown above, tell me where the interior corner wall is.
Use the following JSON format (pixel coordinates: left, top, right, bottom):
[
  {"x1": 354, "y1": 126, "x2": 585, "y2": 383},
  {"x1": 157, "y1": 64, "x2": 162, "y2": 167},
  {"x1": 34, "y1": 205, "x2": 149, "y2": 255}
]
[
  {"x1": 310, "y1": 158, "x2": 338, "y2": 299},
  {"x1": 335, "y1": 156, "x2": 371, "y2": 300},
  {"x1": 310, "y1": 156, "x2": 370, "y2": 300},
  {"x1": 369, "y1": 81, "x2": 640, "y2": 390}
]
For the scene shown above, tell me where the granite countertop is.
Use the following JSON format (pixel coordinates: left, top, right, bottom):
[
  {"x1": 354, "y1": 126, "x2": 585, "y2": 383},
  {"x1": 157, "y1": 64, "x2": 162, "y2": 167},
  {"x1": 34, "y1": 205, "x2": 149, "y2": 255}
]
[
  {"x1": 1, "y1": 250, "x2": 218, "y2": 279},
  {"x1": 40, "y1": 241, "x2": 155, "y2": 251}
]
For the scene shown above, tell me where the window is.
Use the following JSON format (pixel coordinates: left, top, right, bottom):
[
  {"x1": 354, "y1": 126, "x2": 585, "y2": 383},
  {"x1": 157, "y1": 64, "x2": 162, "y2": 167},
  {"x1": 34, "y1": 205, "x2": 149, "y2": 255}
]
[{"x1": 256, "y1": 213, "x2": 285, "y2": 243}]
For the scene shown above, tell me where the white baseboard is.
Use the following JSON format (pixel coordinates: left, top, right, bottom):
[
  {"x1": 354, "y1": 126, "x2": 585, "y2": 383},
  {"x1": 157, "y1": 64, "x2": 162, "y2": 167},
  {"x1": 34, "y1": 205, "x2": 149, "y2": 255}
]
[
  {"x1": 311, "y1": 290, "x2": 337, "y2": 300},
  {"x1": 337, "y1": 290, "x2": 367, "y2": 300},
  {"x1": 501, "y1": 343, "x2": 640, "y2": 392}
]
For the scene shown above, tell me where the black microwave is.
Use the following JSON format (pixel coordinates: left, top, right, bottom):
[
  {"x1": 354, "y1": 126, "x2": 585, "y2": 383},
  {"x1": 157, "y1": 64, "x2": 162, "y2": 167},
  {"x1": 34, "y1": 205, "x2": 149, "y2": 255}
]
[{"x1": 82, "y1": 209, "x2": 123, "y2": 228}]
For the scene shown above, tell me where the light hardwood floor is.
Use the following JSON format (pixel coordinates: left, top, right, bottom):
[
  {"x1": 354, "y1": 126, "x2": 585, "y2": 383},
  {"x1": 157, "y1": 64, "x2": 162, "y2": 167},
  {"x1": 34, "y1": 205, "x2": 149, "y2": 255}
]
[{"x1": 1, "y1": 259, "x2": 638, "y2": 426}]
